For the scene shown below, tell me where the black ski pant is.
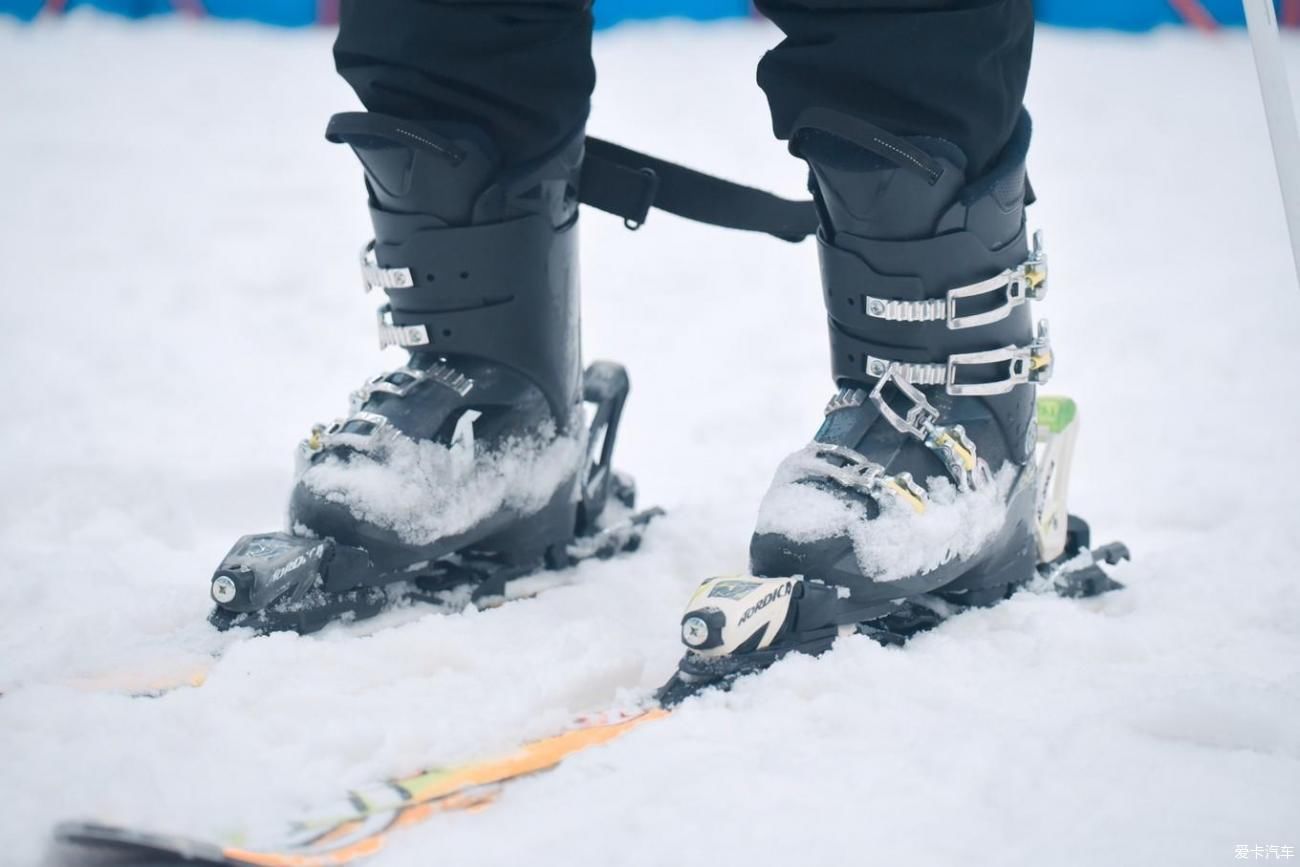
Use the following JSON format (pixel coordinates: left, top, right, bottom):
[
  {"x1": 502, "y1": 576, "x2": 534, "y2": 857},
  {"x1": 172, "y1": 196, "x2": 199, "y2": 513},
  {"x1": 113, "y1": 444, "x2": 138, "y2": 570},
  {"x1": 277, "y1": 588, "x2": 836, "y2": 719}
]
[{"x1": 333, "y1": 0, "x2": 1033, "y2": 178}]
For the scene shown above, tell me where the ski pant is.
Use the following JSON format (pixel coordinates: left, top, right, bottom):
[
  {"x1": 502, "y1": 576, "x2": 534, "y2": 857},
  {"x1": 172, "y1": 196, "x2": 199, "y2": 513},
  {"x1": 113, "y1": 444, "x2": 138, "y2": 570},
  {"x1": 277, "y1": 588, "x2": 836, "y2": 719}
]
[{"x1": 332, "y1": 0, "x2": 1033, "y2": 178}]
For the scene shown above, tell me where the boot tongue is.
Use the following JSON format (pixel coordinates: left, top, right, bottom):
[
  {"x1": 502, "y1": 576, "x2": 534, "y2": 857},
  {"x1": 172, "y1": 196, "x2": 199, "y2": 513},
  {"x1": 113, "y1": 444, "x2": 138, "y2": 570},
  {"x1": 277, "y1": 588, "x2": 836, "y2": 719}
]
[
  {"x1": 327, "y1": 114, "x2": 500, "y2": 226},
  {"x1": 799, "y1": 129, "x2": 969, "y2": 242}
]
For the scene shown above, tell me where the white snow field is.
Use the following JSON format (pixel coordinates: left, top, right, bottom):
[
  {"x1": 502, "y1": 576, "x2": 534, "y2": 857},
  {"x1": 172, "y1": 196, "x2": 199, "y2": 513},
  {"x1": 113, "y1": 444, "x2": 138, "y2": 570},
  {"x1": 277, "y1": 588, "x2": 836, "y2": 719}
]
[{"x1": 2, "y1": 14, "x2": 1300, "y2": 867}]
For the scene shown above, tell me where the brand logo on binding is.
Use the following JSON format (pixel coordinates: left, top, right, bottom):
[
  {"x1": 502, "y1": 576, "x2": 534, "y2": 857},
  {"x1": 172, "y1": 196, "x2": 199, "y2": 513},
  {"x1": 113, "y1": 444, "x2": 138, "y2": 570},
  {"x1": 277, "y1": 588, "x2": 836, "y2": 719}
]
[
  {"x1": 737, "y1": 581, "x2": 793, "y2": 626},
  {"x1": 271, "y1": 544, "x2": 326, "y2": 582}
]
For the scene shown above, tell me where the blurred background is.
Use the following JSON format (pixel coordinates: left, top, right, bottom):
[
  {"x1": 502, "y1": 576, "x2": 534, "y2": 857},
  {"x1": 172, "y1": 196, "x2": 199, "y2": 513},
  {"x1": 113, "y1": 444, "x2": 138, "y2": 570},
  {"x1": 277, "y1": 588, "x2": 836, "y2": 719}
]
[{"x1": 4, "y1": 0, "x2": 1300, "y2": 30}]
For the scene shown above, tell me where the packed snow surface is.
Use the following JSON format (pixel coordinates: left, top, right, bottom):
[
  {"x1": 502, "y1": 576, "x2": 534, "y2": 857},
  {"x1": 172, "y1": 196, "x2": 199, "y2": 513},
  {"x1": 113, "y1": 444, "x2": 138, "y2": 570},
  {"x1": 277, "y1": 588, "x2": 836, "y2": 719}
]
[
  {"x1": 3, "y1": 16, "x2": 1300, "y2": 867},
  {"x1": 755, "y1": 445, "x2": 1014, "y2": 581}
]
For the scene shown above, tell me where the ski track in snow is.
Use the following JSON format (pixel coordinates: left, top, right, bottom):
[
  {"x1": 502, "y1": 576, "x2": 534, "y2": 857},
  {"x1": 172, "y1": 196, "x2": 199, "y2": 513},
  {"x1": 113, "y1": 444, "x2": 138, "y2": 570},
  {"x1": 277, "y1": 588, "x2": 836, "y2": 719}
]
[{"x1": 2, "y1": 15, "x2": 1299, "y2": 867}]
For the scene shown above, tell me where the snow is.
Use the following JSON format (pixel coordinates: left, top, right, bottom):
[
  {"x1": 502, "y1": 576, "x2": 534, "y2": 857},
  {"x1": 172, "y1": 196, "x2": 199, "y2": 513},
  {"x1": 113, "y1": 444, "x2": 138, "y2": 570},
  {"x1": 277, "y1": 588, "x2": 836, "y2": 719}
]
[
  {"x1": 300, "y1": 420, "x2": 582, "y2": 545},
  {"x1": 2, "y1": 14, "x2": 1300, "y2": 867},
  {"x1": 754, "y1": 445, "x2": 1014, "y2": 582}
]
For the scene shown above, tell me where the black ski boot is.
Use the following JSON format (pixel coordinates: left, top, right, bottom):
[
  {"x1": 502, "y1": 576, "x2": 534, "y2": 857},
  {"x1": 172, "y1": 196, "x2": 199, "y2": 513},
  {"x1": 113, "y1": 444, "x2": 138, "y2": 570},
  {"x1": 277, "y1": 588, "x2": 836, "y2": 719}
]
[
  {"x1": 208, "y1": 113, "x2": 655, "y2": 633},
  {"x1": 748, "y1": 110, "x2": 1048, "y2": 606},
  {"x1": 659, "y1": 111, "x2": 1126, "y2": 702}
]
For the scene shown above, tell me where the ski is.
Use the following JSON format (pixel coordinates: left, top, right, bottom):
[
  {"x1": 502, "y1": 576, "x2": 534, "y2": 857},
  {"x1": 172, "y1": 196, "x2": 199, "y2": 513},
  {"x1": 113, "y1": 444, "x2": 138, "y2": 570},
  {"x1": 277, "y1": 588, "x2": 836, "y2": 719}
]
[
  {"x1": 52, "y1": 528, "x2": 1125, "y2": 866},
  {"x1": 51, "y1": 395, "x2": 1128, "y2": 864},
  {"x1": 51, "y1": 513, "x2": 1121, "y2": 866},
  {"x1": 54, "y1": 709, "x2": 670, "y2": 867}
]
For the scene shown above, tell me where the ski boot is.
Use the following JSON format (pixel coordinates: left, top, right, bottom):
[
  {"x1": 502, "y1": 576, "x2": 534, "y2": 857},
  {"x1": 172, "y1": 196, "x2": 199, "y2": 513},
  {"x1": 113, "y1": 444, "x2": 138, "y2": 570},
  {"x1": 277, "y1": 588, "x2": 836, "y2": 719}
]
[
  {"x1": 660, "y1": 111, "x2": 1126, "y2": 700},
  {"x1": 208, "y1": 113, "x2": 657, "y2": 633}
]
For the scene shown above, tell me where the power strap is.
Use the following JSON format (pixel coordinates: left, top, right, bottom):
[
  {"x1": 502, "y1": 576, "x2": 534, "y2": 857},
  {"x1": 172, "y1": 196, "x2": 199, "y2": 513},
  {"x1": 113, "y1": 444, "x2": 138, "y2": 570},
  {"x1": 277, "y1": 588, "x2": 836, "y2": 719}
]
[{"x1": 580, "y1": 137, "x2": 819, "y2": 243}]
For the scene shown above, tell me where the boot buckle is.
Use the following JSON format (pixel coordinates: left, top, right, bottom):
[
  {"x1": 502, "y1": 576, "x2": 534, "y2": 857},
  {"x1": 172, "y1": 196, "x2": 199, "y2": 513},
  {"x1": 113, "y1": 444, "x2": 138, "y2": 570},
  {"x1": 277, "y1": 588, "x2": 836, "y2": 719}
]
[
  {"x1": 300, "y1": 411, "x2": 399, "y2": 462},
  {"x1": 350, "y1": 362, "x2": 475, "y2": 412},
  {"x1": 862, "y1": 230, "x2": 1048, "y2": 331},
  {"x1": 869, "y1": 366, "x2": 990, "y2": 491},
  {"x1": 376, "y1": 304, "x2": 430, "y2": 350},
  {"x1": 351, "y1": 366, "x2": 426, "y2": 411},
  {"x1": 869, "y1": 367, "x2": 940, "y2": 440},
  {"x1": 863, "y1": 319, "x2": 1052, "y2": 398},
  {"x1": 946, "y1": 320, "x2": 1053, "y2": 396},
  {"x1": 807, "y1": 444, "x2": 928, "y2": 513},
  {"x1": 944, "y1": 229, "x2": 1048, "y2": 330},
  {"x1": 360, "y1": 241, "x2": 414, "y2": 292}
]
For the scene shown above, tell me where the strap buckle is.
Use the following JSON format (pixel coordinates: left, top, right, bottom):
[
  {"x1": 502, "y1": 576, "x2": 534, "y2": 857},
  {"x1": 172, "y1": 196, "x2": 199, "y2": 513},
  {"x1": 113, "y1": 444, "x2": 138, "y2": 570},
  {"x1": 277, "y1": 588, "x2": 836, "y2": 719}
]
[
  {"x1": 945, "y1": 320, "x2": 1053, "y2": 396},
  {"x1": 866, "y1": 319, "x2": 1052, "y2": 397},
  {"x1": 868, "y1": 366, "x2": 989, "y2": 491},
  {"x1": 869, "y1": 367, "x2": 940, "y2": 441},
  {"x1": 807, "y1": 444, "x2": 928, "y2": 513},
  {"x1": 303, "y1": 410, "x2": 397, "y2": 458},
  {"x1": 863, "y1": 230, "x2": 1048, "y2": 331},
  {"x1": 376, "y1": 304, "x2": 429, "y2": 350},
  {"x1": 944, "y1": 229, "x2": 1047, "y2": 330},
  {"x1": 360, "y1": 241, "x2": 414, "y2": 292},
  {"x1": 349, "y1": 366, "x2": 426, "y2": 412},
  {"x1": 350, "y1": 362, "x2": 475, "y2": 412}
]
